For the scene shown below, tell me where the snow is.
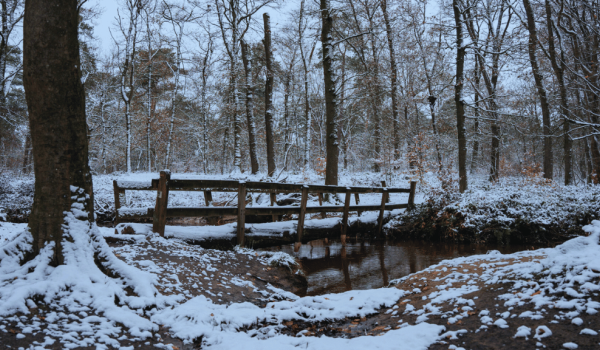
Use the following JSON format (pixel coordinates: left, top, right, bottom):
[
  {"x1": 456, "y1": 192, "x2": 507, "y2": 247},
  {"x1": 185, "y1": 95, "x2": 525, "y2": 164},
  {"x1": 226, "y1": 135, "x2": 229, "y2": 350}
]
[{"x1": 3, "y1": 173, "x2": 600, "y2": 348}]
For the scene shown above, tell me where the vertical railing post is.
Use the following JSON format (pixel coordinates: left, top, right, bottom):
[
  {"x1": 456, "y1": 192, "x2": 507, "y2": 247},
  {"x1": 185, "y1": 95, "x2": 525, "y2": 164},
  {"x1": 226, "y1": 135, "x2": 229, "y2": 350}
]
[
  {"x1": 381, "y1": 181, "x2": 390, "y2": 203},
  {"x1": 377, "y1": 188, "x2": 389, "y2": 235},
  {"x1": 295, "y1": 185, "x2": 309, "y2": 251},
  {"x1": 270, "y1": 192, "x2": 277, "y2": 222},
  {"x1": 153, "y1": 170, "x2": 170, "y2": 237},
  {"x1": 354, "y1": 193, "x2": 361, "y2": 217},
  {"x1": 237, "y1": 181, "x2": 247, "y2": 247},
  {"x1": 317, "y1": 192, "x2": 326, "y2": 219},
  {"x1": 203, "y1": 190, "x2": 213, "y2": 206},
  {"x1": 408, "y1": 181, "x2": 417, "y2": 209},
  {"x1": 341, "y1": 187, "x2": 351, "y2": 245},
  {"x1": 113, "y1": 180, "x2": 125, "y2": 226}
]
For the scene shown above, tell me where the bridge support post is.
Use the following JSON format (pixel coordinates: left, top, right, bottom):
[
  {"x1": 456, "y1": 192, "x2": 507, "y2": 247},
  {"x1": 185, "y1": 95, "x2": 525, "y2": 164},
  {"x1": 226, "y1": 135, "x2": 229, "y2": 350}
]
[
  {"x1": 295, "y1": 185, "x2": 309, "y2": 251},
  {"x1": 237, "y1": 181, "x2": 247, "y2": 247},
  {"x1": 354, "y1": 193, "x2": 361, "y2": 216},
  {"x1": 113, "y1": 180, "x2": 125, "y2": 226},
  {"x1": 270, "y1": 192, "x2": 277, "y2": 222},
  {"x1": 153, "y1": 170, "x2": 170, "y2": 237},
  {"x1": 377, "y1": 188, "x2": 388, "y2": 236},
  {"x1": 341, "y1": 188, "x2": 351, "y2": 245},
  {"x1": 408, "y1": 181, "x2": 417, "y2": 210}
]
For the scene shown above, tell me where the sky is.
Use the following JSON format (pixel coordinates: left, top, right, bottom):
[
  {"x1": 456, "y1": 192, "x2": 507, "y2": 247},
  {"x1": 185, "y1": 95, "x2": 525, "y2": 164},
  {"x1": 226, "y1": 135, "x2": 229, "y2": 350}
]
[{"x1": 91, "y1": 0, "x2": 293, "y2": 55}]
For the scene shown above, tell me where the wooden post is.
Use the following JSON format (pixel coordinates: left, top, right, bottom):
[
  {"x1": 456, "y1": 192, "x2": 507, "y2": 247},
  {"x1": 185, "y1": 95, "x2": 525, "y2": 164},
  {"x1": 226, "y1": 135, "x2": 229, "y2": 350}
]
[
  {"x1": 381, "y1": 181, "x2": 390, "y2": 203},
  {"x1": 377, "y1": 188, "x2": 388, "y2": 235},
  {"x1": 237, "y1": 181, "x2": 247, "y2": 247},
  {"x1": 341, "y1": 188, "x2": 351, "y2": 245},
  {"x1": 270, "y1": 192, "x2": 277, "y2": 222},
  {"x1": 204, "y1": 190, "x2": 219, "y2": 225},
  {"x1": 113, "y1": 180, "x2": 125, "y2": 226},
  {"x1": 408, "y1": 181, "x2": 417, "y2": 209},
  {"x1": 153, "y1": 170, "x2": 170, "y2": 237},
  {"x1": 318, "y1": 192, "x2": 326, "y2": 219},
  {"x1": 295, "y1": 185, "x2": 309, "y2": 251},
  {"x1": 354, "y1": 193, "x2": 361, "y2": 216},
  {"x1": 203, "y1": 190, "x2": 213, "y2": 206}
]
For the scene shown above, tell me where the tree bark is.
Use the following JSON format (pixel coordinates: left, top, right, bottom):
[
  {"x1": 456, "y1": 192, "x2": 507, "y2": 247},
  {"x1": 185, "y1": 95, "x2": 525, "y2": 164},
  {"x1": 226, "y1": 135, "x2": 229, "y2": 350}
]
[
  {"x1": 23, "y1": 0, "x2": 94, "y2": 265},
  {"x1": 544, "y1": 0, "x2": 572, "y2": 184},
  {"x1": 321, "y1": 0, "x2": 339, "y2": 185},
  {"x1": 453, "y1": 0, "x2": 468, "y2": 192},
  {"x1": 523, "y1": 0, "x2": 553, "y2": 180},
  {"x1": 381, "y1": 0, "x2": 400, "y2": 161},
  {"x1": 241, "y1": 40, "x2": 259, "y2": 174},
  {"x1": 263, "y1": 13, "x2": 276, "y2": 176}
]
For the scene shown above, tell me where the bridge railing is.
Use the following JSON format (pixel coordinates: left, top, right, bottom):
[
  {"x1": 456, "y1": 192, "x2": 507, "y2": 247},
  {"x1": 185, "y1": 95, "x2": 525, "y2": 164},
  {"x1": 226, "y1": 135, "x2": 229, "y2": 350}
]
[{"x1": 113, "y1": 171, "x2": 417, "y2": 247}]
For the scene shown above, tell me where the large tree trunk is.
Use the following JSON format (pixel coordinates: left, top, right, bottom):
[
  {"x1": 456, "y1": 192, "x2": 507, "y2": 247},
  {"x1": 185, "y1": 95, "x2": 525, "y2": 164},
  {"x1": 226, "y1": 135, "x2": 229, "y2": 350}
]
[
  {"x1": 381, "y1": 0, "x2": 400, "y2": 161},
  {"x1": 263, "y1": 13, "x2": 276, "y2": 177},
  {"x1": 544, "y1": 0, "x2": 572, "y2": 184},
  {"x1": 523, "y1": 0, "x2": 553, "y2": 180},
  {"x1": 453, "y1": 0, "x2": 468, "y2": 192},
  {"x1": 23, "y1": 0, "x2": 94, "y2": 265},
  {"x1": 241, "y1": 40, "x2": 259, "y2": 174},
  {"x1": 321, "y1": 0, "x2": 339, "y2": 186}
]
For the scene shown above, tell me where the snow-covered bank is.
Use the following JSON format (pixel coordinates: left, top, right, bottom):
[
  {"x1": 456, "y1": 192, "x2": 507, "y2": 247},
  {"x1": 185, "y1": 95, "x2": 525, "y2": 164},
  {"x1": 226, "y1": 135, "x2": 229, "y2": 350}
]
[{"x1": 388, "y1": 177, "x2": 600, "y2": 244}]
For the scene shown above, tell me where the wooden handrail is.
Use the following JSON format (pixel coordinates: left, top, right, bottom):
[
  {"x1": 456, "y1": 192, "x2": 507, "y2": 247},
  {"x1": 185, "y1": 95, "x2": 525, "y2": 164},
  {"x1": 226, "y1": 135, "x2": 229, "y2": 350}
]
[{"x1": 113, "y1": 172, "x2": 417, "y2": 246}]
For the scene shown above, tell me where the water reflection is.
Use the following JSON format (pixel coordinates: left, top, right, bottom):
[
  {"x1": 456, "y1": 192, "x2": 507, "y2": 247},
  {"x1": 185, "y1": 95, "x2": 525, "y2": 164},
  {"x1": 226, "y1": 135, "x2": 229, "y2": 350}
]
[{"x1": 261, "y1": 239, "x2": 529, "y2": 296}]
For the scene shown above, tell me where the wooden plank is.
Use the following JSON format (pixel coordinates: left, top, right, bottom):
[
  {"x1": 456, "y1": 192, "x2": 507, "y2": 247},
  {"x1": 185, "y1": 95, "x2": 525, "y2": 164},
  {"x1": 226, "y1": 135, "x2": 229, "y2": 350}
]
[
  {"x1": 408, "y1": 181, "x2": 417, "y2": 208},
  {"x1": 377, "y1": 189, "x2": 389, "y2": 235},
  {"x1": 115, "y1": 180, "x2": 154, "y2": 190},
  {"x1": 165, "y1": 207, "x2": 239, "y2": 217},
  {"x1": 354, "y1": 193, "x2": 361, "y2": 216},
  {"x1": 168, "y1": 179, "x2": 239, "y2": 192},
  {"x1": 153, "y1": 170, "x2": 170, "y2": 237},
  {"x1": 237, "y1": 181, "x2": 247, "y2": 247},
  {"x1": 246, "y1": 181, "x2": 304, "y2": 193},
  {"x1": 159, "y1": 203, "x2": 409, "y2": 218},
  {"x1": 341, "y1": 188, "x2": 351, "y2": 245},
  {"x1": 296, "y1": 185, "x2": 309, "y2": 247}
]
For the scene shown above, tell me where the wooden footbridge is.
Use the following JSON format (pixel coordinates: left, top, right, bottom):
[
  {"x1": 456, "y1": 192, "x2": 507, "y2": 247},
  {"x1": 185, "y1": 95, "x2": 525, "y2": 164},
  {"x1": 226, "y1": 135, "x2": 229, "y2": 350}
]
[{"x1": 114, "y1": 171, "x2": 417, "y2": 247}]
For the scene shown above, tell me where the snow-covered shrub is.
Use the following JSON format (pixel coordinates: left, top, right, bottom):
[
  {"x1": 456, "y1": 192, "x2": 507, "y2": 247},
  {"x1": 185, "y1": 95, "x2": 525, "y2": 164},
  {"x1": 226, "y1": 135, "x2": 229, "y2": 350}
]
[{"x1": 390, "y1": 177, "x2": 600, "y2": 244}]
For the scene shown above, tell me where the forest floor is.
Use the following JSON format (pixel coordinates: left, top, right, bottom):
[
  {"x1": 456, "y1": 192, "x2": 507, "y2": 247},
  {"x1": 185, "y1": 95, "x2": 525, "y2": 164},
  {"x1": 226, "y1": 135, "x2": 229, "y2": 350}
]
[{"x1": 1, "y1": 220, "x2": 599, "y2": 349}]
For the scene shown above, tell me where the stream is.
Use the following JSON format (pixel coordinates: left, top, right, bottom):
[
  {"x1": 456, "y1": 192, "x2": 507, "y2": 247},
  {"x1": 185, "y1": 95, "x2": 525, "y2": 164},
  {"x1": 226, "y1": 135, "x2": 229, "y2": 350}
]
[{"x1": 260, "y1": 239, "x2": 530, "y2": 296}]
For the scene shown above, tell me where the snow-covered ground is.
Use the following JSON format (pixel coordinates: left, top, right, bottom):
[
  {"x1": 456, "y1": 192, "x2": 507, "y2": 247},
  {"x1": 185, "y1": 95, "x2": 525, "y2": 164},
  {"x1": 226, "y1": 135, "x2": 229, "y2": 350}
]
[{"x1": 2, "y1": 214, "x2": 600, "y2": 348}]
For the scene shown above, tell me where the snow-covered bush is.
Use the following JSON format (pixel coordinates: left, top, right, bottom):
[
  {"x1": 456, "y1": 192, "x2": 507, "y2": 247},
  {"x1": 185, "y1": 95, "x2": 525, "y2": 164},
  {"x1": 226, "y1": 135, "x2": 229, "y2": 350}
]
[{"x1": 390, "y1": 177, "x2": 600, "y2": 244}]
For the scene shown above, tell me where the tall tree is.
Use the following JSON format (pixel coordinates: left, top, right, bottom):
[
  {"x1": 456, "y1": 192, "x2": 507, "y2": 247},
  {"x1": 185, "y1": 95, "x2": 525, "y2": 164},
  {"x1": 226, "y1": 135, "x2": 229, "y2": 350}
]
[
  {"x1": 321, "y1": 0, "x2": 339, "y2": 185},
  {"x1": 115, "y1": 0, "x2": 143, "y2": 173},
  {"x1": 523, "y1": 0, "x2": 553, "y2": 180},
  {"x1": 263, "y1": 13, "x2": 275, "y2": 176},
  {"x1": 381, "y1": 0, "x2": 400, "y2": 161},
  {"x1": 241, "y1": 39, "x2": 259, "y2": 174},
  {"x1": 453, "y1": 0, "x2": 468, "y2": 192},
  {"x1": 23, "y1": 0, "x2": 94, "y2": 263}
]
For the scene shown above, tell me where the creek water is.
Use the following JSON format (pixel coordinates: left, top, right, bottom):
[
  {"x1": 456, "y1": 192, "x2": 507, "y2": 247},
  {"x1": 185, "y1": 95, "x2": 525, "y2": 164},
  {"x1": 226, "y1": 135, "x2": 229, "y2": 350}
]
[{"x1": 260, "y1": 239, "x2": 530, "y2": 296}]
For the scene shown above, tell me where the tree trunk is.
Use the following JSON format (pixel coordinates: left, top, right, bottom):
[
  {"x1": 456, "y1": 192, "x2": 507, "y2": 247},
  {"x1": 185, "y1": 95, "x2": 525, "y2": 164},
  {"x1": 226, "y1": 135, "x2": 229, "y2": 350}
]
[
  {"x1": 523, "y1": 0, "x2": 553, "y2": 180},
  {"x1": 241, "y1": 40, "x2": 258, "y2": 174},
  {"x1": 263, "y1": 13, "x2": 276, "y2": 176},
  {"x1": 321, "y1": 0, "x2": 339, "y2": 186},
  {"x1": 544, "y1": 0, "x2": 572, "y2": 184},
  {"x1": 453, "y1": 0, "x2": 468, "y2": 192},
  {"x1": 381, "y1": 0, "x2": 400, "y2": 161},
  {"x1": 23, "y1": 0, "x2": 94, "y2": 265}
]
